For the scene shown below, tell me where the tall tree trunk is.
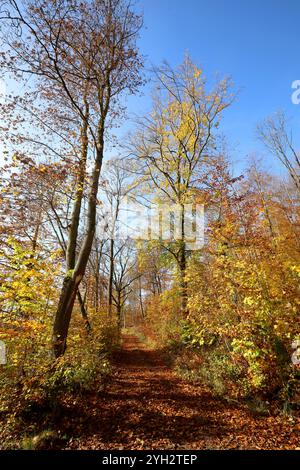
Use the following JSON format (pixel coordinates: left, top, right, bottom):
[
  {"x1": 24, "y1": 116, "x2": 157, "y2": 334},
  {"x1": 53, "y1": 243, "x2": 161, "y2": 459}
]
[
  {"x1": 94, "y1": 270, "x2": 100, "y2": 311},
  {"x1": 108, "y1": 238, "x2": 114, "y2": 315},
  {"x1": 52, "y1": 130, "x2": 104, "y2": 357},
  {"x1": 66, "y1": 101, "x2": 89, "y2": 270},
  {"x1": 52, "y1": 274, "x2": 79, "y2": 357},
  {"x1": 179, "y1": 204, "x2": 188, "y2": 315},
  {"x1": 77, "y1": 288, "x2": 91, "y2": 332},
  {"x1": 116, "y1": 290, "x2": 122, "y2": 328},
  {"x1": 138, "y1": 276, "x2": 144, "y2": 320},
  {"x1": 94, "y1": 242, "x2": 103, "y2": 311},
  {"x1": 178, "y1": 240, "x2": 187, "y2": 315}
]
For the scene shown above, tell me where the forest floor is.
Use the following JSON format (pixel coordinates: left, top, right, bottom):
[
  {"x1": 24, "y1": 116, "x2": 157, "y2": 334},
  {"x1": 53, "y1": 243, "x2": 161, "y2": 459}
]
[{"x1": 58, "y1": 332, "x2": 300, "y2": 450}]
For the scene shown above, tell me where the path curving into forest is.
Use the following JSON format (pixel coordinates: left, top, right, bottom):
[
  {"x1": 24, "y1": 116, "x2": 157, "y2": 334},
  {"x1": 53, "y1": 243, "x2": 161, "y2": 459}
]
[{"x1": 63, "y1": 333, "x2": 299, "y2": 450}]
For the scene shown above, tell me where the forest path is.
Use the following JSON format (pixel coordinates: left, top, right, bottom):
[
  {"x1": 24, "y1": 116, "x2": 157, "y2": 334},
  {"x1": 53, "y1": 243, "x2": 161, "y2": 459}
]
[{"x1": 64, "y1": 332, "x2": 299, "y2": 450}]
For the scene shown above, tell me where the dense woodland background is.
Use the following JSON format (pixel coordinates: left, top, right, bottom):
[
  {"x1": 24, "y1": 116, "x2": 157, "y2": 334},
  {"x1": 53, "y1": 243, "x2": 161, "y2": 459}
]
[{"x1": 0, "y1": 0, "x2": 299, "y2": 450}]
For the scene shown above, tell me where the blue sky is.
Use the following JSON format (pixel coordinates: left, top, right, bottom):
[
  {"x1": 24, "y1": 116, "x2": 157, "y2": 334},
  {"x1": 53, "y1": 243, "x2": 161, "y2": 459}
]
[
  {"x1": 1, "y1": 0, "x2": 299, "y2": 177},
  {"x1": 125, "y1": 0, "x2": 300, "y2": 176}
]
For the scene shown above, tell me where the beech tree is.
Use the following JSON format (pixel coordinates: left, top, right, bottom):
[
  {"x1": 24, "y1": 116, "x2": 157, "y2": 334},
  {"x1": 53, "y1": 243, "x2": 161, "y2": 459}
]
[
  {"x1": 0, "y1": 0, "x2": 143, "y2": 356},
  {"x1": 111, "y1": 240, "x2": 139, "y2": 326},
  {"x1": 130, "y1": 56, "x2": 233, "y2": 314},
  {"x1": 102, "y1": 160, "x2": 133, "y2": 315}
]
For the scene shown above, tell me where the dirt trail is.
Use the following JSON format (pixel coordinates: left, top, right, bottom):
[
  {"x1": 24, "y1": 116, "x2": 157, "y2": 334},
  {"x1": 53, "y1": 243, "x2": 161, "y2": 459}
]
[{"x1": 64, "y1": 333, "x2": 299, "y2": 450}]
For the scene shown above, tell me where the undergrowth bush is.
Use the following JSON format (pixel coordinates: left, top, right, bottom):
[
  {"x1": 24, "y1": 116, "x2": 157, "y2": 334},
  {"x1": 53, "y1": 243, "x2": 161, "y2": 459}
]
[
  {"x1": 173, "y1": 320, "x2": 300, "y2": 402},
  {"x1": 143, "y1": 281, "x2": 299, "y2": 403},
  {"x1": 0, "y1": 307, "x2": 119, "y2": 441}
]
